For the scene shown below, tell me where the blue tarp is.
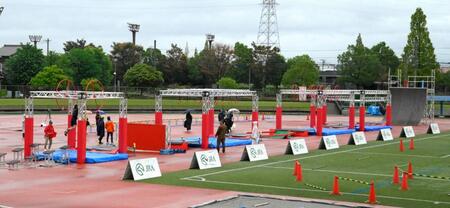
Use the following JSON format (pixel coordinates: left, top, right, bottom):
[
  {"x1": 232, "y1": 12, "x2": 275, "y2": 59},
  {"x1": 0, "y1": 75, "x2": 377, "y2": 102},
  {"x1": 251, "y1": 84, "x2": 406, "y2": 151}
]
[
  {"x1": 308, "y1": 128, "x2": 355, "y2": 136},
  {"x1": 36, "y1": 149, "x2": 128, "y2": 164},
  {"x1": 367, "y1": 105, "x2": 381, "y2": 115},
  {"x1": 172, "y1": 136, "x2": 252, "y2": 148},
  {"x1": 357, "y1": 125, "x2": 392, "y2": 131}
]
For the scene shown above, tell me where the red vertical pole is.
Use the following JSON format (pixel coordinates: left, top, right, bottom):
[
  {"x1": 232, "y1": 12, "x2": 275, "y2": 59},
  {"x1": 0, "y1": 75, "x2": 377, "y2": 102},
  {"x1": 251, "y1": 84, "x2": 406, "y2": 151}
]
[
  {"x1": 359, "y1": 106, "x2": 365, "y2": 131},
  {"x1": 310, "y1": 105, "x2": 316, "y2": 128},
  {"x1": 24, "y1": 117, "x2": 34, "y2": 157},
  {"x1": 118, "y1": 117, "x2": 128, "y2": 153},
  {"x1": 316, "y1": 107, "x2": 323, "y2": 136},
  {"x1": 252, "y1": 111, "x2": 259, "y2": 129},
  {"x1": 155, "y1": 112, "x2": 163, "y2": 125},
  {"x1": 386, "y1": 104, "x2": 392, "y2": 126},
  {"x1": 201, "y1": 112, "x2": 209, "y2": 149},
  {"x1": 77, "y1": 120, "x2": 87, "y2": 164},
  {"x1": 276, "y1": 106, "x2": 282, "y2": 129},
  {"x1": 349, "y1": 106, "x2": 355, "y2": 129},
  {"x1": 322, "y1": 104, "x2": 327, "y2": 124},
  {"x1": 209, "y1": 108, "x2": 214, "y2": 136},
  {"x1": 67, "y1": 114, "x2": 76, "y2": 148}
]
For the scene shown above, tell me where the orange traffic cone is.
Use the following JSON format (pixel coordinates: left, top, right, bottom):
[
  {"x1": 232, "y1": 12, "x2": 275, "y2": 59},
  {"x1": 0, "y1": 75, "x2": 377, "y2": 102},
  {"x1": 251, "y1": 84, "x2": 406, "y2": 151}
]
[
  {"x1": 407, "y1": 161, "x2": 413, "y2": 179},
  {"x1": 296, "y1": 163, "x2": 303, "y2": 182},
  {"x1": 293, "y1": 161, "x2": 299, "y2": 176},
  {"x1": 409, "y1": 138, "x2": 415, "y2": 150},
  {"x1": 400, "y1": 172, "x2": 409, "y2": 191},
  {"x1": 262, "y1": 113, "x2": 265, "y2": 120},
  {"x1": 245, "y1": 115, "x2": 248, "y2": 120},
  {"x1": 366, "y1": 180, "x2": 377, "y2": 204},
  {"x1": 399, "y1": 139, "x2": 404, "y2": 152},
  {"x1": 392, "y1": 166, "x2": 399, "y2": 184},
  {"x1": 306, "y1": 114, "x2": 310, "y2": 120},
  {"x1": 331, "y1": 176, "x2": 341, "y2": 195}
]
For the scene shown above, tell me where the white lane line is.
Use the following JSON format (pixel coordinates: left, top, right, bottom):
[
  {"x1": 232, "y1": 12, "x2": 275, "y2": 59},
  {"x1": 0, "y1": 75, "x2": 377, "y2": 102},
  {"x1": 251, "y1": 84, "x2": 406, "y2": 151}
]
[
  {"x1": 348, "y1": 151, "x2": 441, "y2": 159},
  {"x1": 182, "y1": 133, "x2": 447, "y2": 179},
  {"x1": 441, "y1": 155, "x2": 450, "y2": 158},
  {"x1": 263, "y1": 166, "x2": 450, "y2": 182},
  {"x1": 181, "y1": 178, "x2": 450, "y2": 205}
]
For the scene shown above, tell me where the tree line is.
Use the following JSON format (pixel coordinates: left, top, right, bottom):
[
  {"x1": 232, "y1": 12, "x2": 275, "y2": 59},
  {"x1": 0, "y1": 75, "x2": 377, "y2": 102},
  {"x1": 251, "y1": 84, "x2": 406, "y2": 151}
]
[{"x1": 2, "y1": 7, "x2": 449, "y2": 93}]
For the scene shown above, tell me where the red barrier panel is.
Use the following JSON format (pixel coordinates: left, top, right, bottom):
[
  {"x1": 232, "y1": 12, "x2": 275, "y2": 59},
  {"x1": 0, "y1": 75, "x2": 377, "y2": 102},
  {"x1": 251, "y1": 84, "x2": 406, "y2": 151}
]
[
  {"x1": 386, "y1": 104, "x2": 392, "y2": 126},
  {"x1": 155, "y1": 112, "x2": 163, "y2": 125},
  {"x1": 24, "y1": 117, "x2": 34, "y2": 157},
  {"x1": 209, "y1": 108, "x2": 215, "y2": 136},
  {"x1": 316, "y1": 107, "x2": 323, "y2": 136},
  {"x1": 310, "y1": 105, "x2": 316, "y2": 128},
  {"x1": 359, "y1": 106, "x2": 365, "y2": 131},
  {"x1": 252, "y1": 111, "x2": 259, "y2": 129},
  {"x1": 118, "y1": 117, "x2": 128, "y2": 153},
  {"x1": 67, "y1": 115, "x2": 76, "y2": 148},
  {"x1": 201, "y1": 113, "x2": 209, "y2": 149},
  {"x1": 77, "y1": 120, "x2": 87, "y2": 164},
  {"x1": 127, "y1": 123, "x2": 166, "y2": 151},
  {"x1": 276, "y1": 107, "x2": 282, "y2": 129},
  {"x1": 349, "y1": 106, "x2": 355, "y2": 129}
]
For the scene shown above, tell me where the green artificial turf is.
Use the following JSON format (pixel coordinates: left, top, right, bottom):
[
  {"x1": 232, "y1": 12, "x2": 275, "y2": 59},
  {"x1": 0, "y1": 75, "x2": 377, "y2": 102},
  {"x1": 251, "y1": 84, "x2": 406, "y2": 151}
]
[
  {"x1": 0, "y1": 98, "x2": 310, "y2": 111},
  {"x1": 140, "y1": 132, "x2": 450, "y2": 208}
]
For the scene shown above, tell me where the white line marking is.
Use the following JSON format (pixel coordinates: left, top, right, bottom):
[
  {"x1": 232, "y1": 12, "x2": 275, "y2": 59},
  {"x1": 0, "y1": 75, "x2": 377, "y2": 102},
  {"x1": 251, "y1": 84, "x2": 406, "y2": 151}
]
[
  {"x1": 182, "y1": 178, "x2": 450, "y2": 205},
  {"x1": 263, "y1": 166, "x2": 450, "y2": 182},
  {"x1": 183, "y1": 133, "x2": 447, "y2": 179},
  {"x1": 441, "y1": 155, "x2": 450, "y2": 158},
  {"x1": 348, "y1": 151, "x2": 441, "y2": 158}
]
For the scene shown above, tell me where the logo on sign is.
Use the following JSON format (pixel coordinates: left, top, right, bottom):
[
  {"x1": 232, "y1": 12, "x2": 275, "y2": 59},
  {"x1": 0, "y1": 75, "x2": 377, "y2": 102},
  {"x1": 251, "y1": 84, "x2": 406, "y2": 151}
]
[
  {"x1": 250, "y1": 147, "x2": 264, "y2": 158},
  {"x1": 200, "y1": 153, "x2": 216, "y2": 165},
  {"x1": 326, "y1": 138, "x2": 335, "y2": 146},
  {"x1": 293, "y1": 142, "x2": 303, "y2": 152},
  {"x1": 135, "y1": 163, "x2": 145, "y2": 176}
]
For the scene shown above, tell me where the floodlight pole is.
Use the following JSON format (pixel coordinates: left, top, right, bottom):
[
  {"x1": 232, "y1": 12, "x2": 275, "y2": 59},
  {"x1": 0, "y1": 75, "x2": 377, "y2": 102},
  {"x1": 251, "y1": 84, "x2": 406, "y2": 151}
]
[
  {"x1": 128, "y1": 23, "x2": 140, "y2": 45},
  {"x1": 0, "y1": 7, "x2": 4, "y2": 16},
  {"x1": 29, "y1": 35, "x2": 42, "y2": 48}
]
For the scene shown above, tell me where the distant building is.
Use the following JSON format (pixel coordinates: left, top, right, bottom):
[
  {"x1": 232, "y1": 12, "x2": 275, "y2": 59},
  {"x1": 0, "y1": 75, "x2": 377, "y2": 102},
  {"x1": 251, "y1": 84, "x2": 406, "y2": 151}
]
[
  {"x1": 318, "y1": 63, "x2": 339, "y2": 86},
  {"x1": 0, "y1": 44, "x2": 21, "y2": 82},
  {"x1": 440, "y1": 63, "x2": 450, "y2": 73}
]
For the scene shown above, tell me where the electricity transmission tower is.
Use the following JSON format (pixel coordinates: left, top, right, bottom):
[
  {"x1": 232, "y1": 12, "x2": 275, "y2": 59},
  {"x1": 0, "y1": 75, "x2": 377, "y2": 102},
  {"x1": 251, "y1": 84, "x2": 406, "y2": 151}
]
[{"x1": 256, "y1": 0, "x2": 280, "y2": 49}]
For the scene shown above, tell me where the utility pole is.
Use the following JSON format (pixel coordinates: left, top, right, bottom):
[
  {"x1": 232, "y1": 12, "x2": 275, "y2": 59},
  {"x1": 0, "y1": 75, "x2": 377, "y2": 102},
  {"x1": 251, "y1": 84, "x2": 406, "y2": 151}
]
[
  {"x1": 127, "y1": 23, "x2": 140, "y2": 45},
  {"x1": 257, "y1": 0, "x2": 280, "y2": 49},
  {"x1": 45, "y1": 38, "x2": 50, "y2": 55},
  {"x1": 29, "y1": 35, "x2": 42, "y2": 48}
]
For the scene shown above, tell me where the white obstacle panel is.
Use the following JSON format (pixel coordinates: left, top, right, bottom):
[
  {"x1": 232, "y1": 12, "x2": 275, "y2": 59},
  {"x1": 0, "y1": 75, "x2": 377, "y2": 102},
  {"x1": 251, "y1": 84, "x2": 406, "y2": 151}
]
[
  {"x1": 400, "y1": 126, "x2": 415, "y2": 138},
  {"x1": 319, "y1": 135, "x2": 340, "y2": 150},
  {"x1": 377, "y1": 128, "x2": 394, "y2": 141},
  {"x1": 190, "y1": 150, "x2": 222, "y2": 170},
  {"x1": 241, "y1": 144, "x2": 269, "y2": 162},
  {"x1": 428, "y1": 123, "x2": 440, "y2": 134},
  {"x1": 285, "y1": 139, "x2": 309, "y2": 155},
  {"x1": 123, "y1": 158, "x2": 162, "y2": 181},
  {"x1": 348, "y1": 131, "x2": 367, "y2": 145}
]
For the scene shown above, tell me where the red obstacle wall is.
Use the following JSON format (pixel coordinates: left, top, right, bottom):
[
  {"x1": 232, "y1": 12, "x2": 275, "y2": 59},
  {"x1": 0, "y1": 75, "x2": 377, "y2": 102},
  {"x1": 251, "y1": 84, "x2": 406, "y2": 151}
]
[{"x1": 127, "y1": 123, "x2": 166, "y2": 151}]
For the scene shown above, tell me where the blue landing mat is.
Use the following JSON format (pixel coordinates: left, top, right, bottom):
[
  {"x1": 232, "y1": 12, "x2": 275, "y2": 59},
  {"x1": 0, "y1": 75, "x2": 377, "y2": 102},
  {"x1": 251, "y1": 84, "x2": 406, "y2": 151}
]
[
  {"x1": 172, "y1": 136, "x2": 252, "y2": 148},
  {"x1": 36, "y1": 149, "x2": 128, "y2": 164},
  {"x1": 308, "y1": 128, "x2": 355, "y2": 136},
  {"x1": 356, "y1": 125, "x2": 392, "y2": 131}
]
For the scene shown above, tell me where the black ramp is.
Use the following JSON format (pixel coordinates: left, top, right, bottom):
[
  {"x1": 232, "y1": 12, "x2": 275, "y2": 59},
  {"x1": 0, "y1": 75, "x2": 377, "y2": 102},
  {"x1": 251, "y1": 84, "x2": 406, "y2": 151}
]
[{"x1": 390, "y1": 88, "x2": 426, "y2": 125}]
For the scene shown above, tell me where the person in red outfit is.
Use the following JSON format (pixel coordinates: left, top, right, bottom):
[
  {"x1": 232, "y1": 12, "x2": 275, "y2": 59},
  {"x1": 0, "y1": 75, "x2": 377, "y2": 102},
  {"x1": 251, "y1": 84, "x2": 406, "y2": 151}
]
[{"x1": 44, "y1": 120, "x2": 57, "y2": 150}]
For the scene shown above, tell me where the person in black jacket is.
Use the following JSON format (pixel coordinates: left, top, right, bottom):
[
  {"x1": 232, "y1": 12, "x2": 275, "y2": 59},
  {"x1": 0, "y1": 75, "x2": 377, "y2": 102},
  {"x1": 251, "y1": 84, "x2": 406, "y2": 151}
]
[
  {"x1": 64, "y1": 104, "x2": 78, "y2": 136},
  {"x1": 218, "y1": 109, "x2": 225, "y2": 122},
  {"x1": 184, "y1": 111, "x2": 193, "y2": 131},
  {"x1": 224, "y1": 112, "x2": 233, "y2": 133},
  {"x1": 97, "y1": 117, "x2": 105, "y2": 144}
]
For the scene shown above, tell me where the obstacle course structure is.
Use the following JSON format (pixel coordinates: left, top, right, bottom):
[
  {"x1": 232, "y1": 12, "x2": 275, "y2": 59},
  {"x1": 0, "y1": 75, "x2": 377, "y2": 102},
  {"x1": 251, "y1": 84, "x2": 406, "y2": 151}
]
[
  {"x1": 156, "y1": 89, "x2": 258, "y2": 149},
  {"x1": 277, "y1": 89, "x2": 391, "y2": 136},
  {"x1": 24, "y1": 90, "x2": 127, "y2": 164}
]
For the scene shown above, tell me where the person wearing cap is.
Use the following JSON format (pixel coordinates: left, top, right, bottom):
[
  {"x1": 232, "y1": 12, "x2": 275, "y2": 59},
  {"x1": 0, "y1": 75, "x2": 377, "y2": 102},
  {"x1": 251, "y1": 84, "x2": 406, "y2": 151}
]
[
  {"x1": 215, "y1": 120, "x2": 227, "y2": 153},
  {"x1": 97, "y1": 117, "x2": 105, "y2": 145},
  {"x1": 44, "y1": 120, "x2": 57, "y2": 150}
]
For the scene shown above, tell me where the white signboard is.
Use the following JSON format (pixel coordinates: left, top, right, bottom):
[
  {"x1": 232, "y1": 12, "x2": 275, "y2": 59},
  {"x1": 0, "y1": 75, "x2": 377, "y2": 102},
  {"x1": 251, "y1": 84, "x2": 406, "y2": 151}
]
[
  {"x1": 348, "y1": 131, "x2": 367, "y2": 145},
  {"x1": 122, "y1": 158, "x2": 162, "y2": 181},
  {"x1": 285, "y1": 139, "x2": 309, "y2": 155},
  {"x1": 241, "y1": 144, "x2": 269, "y2": 162},
  {"x1": 190, "y1": 150, "x2": 222, "y2": 170},
  {"x1": 319, "y1": 135, "x2": 340, "y2": 150},
  {"x1": 401, "y1": 126, "x2": 415, "y2": 138},
  {"x1": 377, "y1": 128, "x2": 394, "y2": 141},
  {"x1": 428, "y1": 123, "x2": 440, "y2": 134}
]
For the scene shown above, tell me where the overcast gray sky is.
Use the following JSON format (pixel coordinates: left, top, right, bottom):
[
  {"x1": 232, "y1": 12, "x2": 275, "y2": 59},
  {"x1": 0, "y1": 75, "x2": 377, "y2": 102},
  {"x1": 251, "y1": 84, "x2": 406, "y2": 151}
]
[{"x1": 0, "y1": 0, "x2": 449, "y2": 64}]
